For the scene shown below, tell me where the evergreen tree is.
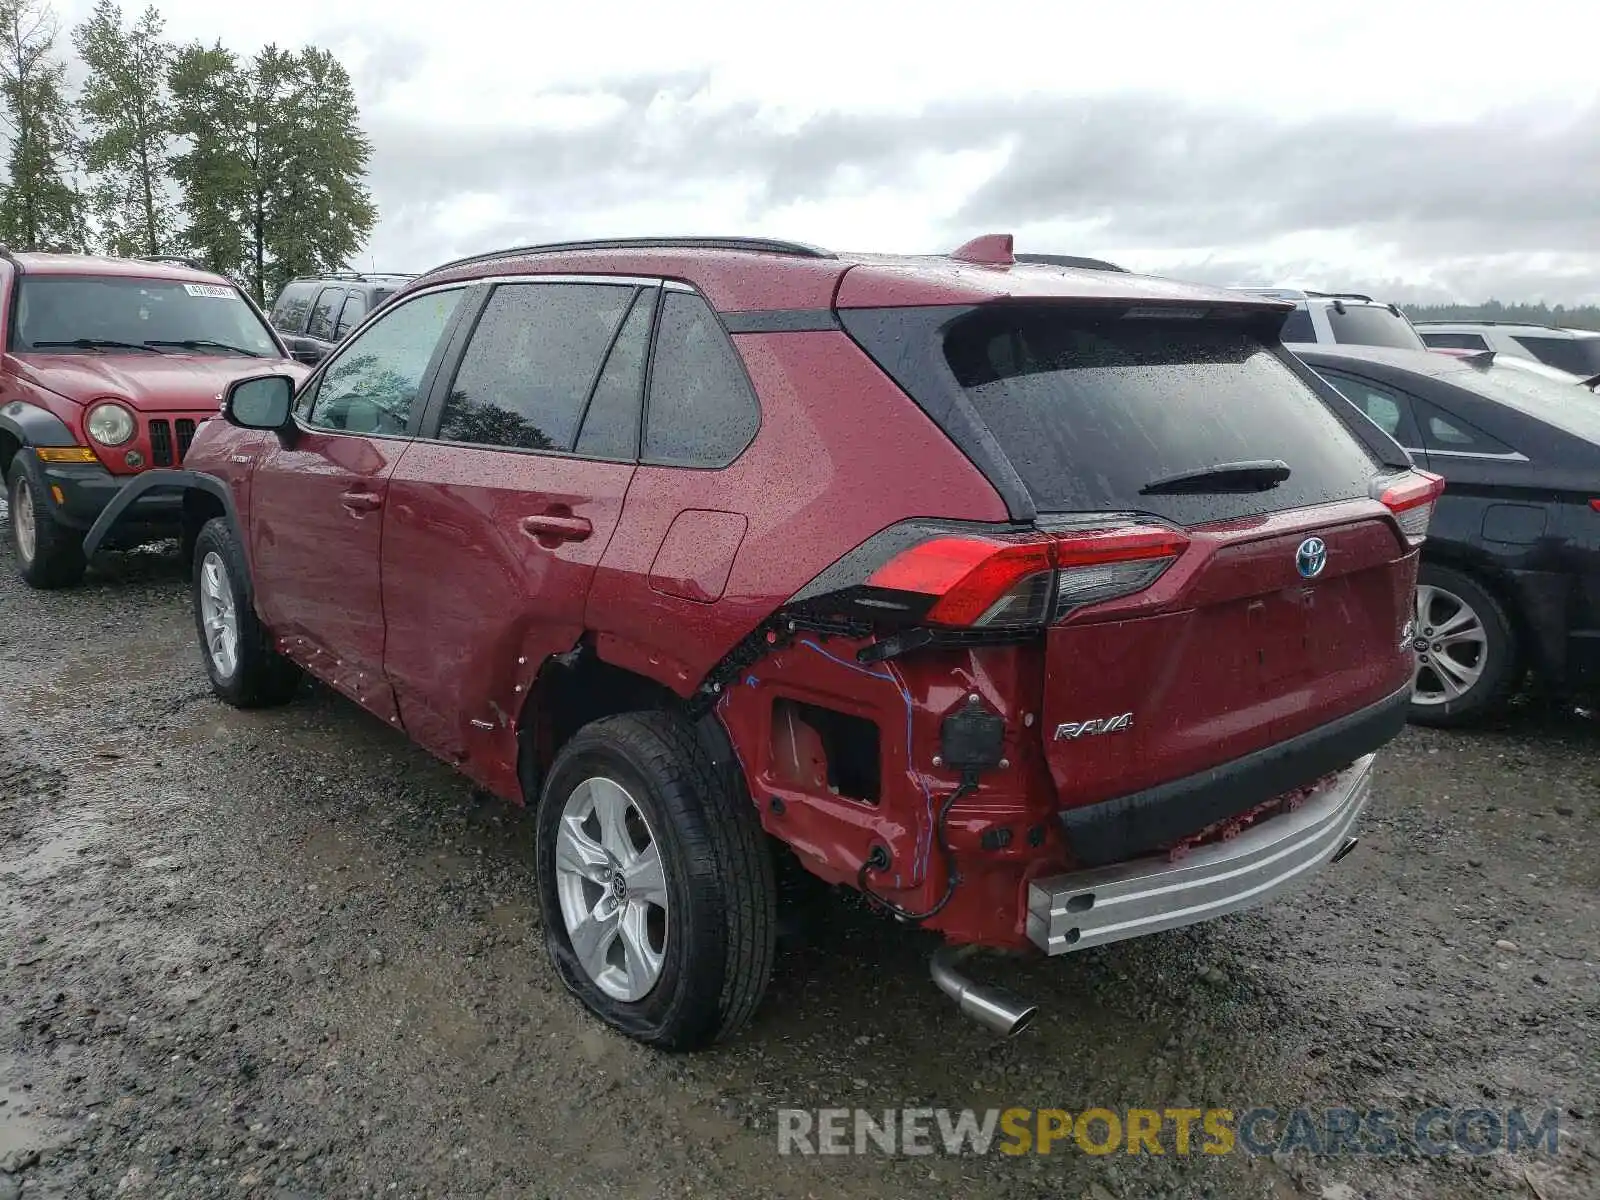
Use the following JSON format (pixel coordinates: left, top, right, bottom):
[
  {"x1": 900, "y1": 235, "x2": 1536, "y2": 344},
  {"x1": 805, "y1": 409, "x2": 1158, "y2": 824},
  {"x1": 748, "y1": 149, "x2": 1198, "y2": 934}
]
[
  {"x1": 73, "y1": 0, "x2": 176, "y2": 257},
  {"x1": 170, "y1": 41, "x2": 375, "y2": 300},
  {"x1": 0, "y1": 0, "x2": 84, "y2": 250}
]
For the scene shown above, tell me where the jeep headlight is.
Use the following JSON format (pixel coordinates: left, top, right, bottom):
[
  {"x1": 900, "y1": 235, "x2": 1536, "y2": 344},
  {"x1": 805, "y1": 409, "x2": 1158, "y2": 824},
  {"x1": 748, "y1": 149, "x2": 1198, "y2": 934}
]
[{"x1": 86, "y1": 402, "x2": 136, "y2": 447}]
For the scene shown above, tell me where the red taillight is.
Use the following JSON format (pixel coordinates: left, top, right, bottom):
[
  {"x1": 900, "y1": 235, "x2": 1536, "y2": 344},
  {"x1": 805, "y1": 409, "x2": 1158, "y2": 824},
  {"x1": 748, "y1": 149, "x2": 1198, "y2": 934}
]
[
  {"x1": 1590, "y1": 498, "x2": 1600, "y2": 512},
  {"x1": 1374, "y1": 470, "x2": 1446, "y2": 547},
  {"x1": 866, "y1": 524, "x2": 1188, "y2": 629}
]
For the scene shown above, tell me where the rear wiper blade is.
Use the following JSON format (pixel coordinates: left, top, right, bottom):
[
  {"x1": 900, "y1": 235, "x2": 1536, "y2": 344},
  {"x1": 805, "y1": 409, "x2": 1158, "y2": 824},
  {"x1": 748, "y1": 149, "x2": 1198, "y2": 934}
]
[
  {"x1": 145, "y1": 339, "x2": 263, "y2": 357},
  {"x1": 30, "y1": 338, "x2": 167, "y2": 353},
  {"x1": 1140, "y1": 459, "x2": 1292, "y2": 495}
]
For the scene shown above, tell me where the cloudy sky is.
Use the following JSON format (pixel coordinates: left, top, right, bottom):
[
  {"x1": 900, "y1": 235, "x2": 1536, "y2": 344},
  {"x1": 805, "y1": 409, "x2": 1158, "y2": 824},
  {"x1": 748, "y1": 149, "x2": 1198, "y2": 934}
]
[{"x1": 56, "y1": 0, "x2": 1600, "y2": 304}]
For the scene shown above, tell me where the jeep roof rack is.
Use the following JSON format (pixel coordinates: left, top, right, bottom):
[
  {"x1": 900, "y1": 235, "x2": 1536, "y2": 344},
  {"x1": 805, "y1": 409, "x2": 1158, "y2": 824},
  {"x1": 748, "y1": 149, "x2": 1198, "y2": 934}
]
[
  {"x1": 424, "y1": 236, "x2": 838, "y2": 277},
  {"x1": 1015, "y1": 252, "x2": 1129, "y2": 273},
  {"x1": 139, "y1": 254, "x2": 210, "y2": 270}
]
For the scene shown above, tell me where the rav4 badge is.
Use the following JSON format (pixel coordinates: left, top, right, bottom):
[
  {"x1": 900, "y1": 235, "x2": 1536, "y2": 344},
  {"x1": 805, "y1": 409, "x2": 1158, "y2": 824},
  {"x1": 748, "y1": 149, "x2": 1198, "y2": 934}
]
[{"x1": 1054, "y1": 712, "x2": 1134, "y2": 740}]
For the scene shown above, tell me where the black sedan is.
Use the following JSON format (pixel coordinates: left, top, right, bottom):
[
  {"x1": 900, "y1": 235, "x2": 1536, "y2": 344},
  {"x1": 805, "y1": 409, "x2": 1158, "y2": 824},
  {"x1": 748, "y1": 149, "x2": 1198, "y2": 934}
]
[{"x1": 1295, "y1": 345, "x2": 1600, "y2": 725}]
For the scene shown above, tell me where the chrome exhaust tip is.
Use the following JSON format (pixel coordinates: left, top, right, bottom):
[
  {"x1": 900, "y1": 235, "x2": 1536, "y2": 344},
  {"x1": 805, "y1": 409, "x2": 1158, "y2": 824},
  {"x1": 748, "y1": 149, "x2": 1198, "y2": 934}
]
[
  {"x1": 1330, "y1": 836, "x2": 1360, "y2": 864},
  {"x1": 929, "y1": 945, "x2": 1038, "y2": 1037}
]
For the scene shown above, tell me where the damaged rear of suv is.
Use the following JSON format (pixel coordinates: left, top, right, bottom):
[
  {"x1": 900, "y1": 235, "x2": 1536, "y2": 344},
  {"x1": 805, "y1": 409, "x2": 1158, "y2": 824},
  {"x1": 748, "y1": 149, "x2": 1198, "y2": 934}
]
[{"x1": 89, "y1": 233, "x2": 1439, "y2": 1048}]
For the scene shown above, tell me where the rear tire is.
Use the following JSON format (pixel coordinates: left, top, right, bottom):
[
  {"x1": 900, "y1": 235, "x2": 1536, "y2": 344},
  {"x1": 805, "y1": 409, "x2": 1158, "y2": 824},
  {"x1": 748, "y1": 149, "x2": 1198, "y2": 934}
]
[
  {"x1": 7, "y1": 456, "x2": 87, "y2": 589},
  {"x1": 1409, "y1": 563, "x2": 1519, "y2": 726},
  {"x1": 192, "y1": 517, "x2": 300, "y2": 708},
  {"x1": 535, "y1": 711, "x2": 776, "y2": 1049}
]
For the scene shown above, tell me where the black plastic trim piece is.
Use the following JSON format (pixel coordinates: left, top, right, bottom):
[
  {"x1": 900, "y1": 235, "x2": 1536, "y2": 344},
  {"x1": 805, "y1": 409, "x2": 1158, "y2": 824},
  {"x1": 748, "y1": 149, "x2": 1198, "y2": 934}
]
[
  {"x1": 1057, "y1": 684, "x2": 1412, "y2": 869},
  {"x1": 81, "y1": 468, "x2": 242, "y2": 562},
  {"x1": 1014, "y1": 253, "x2": 1128, "y2": 273},
  {"x1": 721, "y1": 308, "x2": 840, "y2": 334},
  {"x1": 0, "y1": 400, "x2": 77, "y2": 448}
]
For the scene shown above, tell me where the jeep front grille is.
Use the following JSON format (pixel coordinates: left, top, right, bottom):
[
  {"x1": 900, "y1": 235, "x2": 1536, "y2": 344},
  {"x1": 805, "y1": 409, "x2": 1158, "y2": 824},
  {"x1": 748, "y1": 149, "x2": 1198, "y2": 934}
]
[
  {"x1": 147, "y1": 418, "x2": 196, "y2": 467},
  {"x1": 149, "y1": 419, "x2": 174, "y2": 466}
]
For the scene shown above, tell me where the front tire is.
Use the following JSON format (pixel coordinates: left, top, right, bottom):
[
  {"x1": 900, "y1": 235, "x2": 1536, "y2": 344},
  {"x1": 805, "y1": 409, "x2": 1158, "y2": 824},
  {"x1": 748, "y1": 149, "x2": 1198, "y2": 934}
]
[
  {"x1": 7, "y1": 456, "x2": 86, "y2": 589},
  {"x1": 1409, "y1": 563, "x2": 1519, "y2": 726},
  {"x1": 192, "y1": 517, "x2": 300, "y2": 708},
  {"x1": 535, "y1": 711, "x2": 776, "y2": 1050}
]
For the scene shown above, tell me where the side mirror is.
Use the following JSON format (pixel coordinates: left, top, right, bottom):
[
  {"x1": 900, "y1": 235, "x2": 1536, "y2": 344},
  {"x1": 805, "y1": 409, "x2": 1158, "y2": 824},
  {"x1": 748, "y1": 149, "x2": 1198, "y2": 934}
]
[
  {"x1": 225, "y1": 374, "x2": 296, "y2": 431},
  {"x1": 292, "y1": 345, "x2": 326, "y2": 365}
]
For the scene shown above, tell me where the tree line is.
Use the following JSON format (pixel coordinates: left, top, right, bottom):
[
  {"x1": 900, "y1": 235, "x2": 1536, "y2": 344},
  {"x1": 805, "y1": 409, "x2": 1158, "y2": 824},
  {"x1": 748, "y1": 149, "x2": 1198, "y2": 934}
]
[
  {"x1": 1403, "y1": 300, "x2": 1600, "y2": 333},
  {"x1": 0, "y1": 0, "x2": 374, "y2": 301}
]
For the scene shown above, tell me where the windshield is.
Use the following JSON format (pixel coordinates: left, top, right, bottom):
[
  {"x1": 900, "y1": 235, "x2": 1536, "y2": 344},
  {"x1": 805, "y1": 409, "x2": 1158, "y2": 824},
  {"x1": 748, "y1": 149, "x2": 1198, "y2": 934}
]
[
  {"x1": 13, "y1": 276, "x2": 280, "y2": 357},
  {"x1": 939, "y1": 308, "x2": 1380, "y2": 526},
  {"x1": 1450, "y1": 361, "x2": 1600, "y2": 443},
  {"x1": 1326, "y1": 303, "x2": 1426, "y2": 351}
]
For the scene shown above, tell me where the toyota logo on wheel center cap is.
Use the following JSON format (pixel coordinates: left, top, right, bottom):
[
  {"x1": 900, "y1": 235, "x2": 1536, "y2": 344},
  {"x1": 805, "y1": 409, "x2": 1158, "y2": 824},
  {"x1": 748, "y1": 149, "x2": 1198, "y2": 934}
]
[{"x1": 1296, "y1": 537, "x2": 1327, "y2": 579}]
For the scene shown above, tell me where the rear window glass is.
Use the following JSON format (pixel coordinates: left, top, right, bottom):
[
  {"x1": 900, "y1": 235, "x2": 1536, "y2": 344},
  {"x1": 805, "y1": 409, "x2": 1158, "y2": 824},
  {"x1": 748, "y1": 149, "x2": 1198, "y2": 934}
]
[
  {"x1": 1419, "y1": 331, "x2": 1491, "y2": 351},
  {"x1": 942, "y1": 309, "x2": 1381, "y2": 525},
  {"x1": 1325, "y1": 304, "x2": 1425, "y2": 350},
  {"x1": 1510, "y1": 335, "x2": 1600, "y2": 377},
  {"x1": 1447, "y1": 361, "x2": 1600, "y2": 444}
]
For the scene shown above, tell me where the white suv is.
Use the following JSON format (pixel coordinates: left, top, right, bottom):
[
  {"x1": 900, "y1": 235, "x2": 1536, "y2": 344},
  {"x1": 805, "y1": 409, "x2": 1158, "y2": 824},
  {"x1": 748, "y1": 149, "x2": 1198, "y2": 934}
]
[
  {"x1": 1228, "y1": 286, "x2": 1426, "y2": 350},
  {"x1": 1414, "y1": 322, "x2": 1600, "y2": 379}
]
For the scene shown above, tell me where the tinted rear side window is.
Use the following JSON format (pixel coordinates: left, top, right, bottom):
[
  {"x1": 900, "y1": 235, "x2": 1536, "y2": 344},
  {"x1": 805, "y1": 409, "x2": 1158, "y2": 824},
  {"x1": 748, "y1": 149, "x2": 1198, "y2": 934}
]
[
  {"x1": 940, "y1": 309, "x2": 1380, "y2": 525},
  {"x1": 1278, "y1": 306, "x2": 1315, "y2": 343},
  {"x1": 576, "y1": 288, "x2": 654, "y2": 460},
  {"x1": 1511, "y1": 335, "x2": 1600, "y2": 376},
  {"x1": 307, "y1": 287, "x2": 344, "y2": 340},
  {"x1": 643, "y1": 291, "x2": 759, "y2": 468},
  {"x1": 437, "y1": 282, "x2": 634, "y2": 452},
  {"x1": 1325, "y1": 304, "x2": 1425, "y2": 350},
  {"x1": 270, "y1": 282, "x2": 316, "y2": 333}
]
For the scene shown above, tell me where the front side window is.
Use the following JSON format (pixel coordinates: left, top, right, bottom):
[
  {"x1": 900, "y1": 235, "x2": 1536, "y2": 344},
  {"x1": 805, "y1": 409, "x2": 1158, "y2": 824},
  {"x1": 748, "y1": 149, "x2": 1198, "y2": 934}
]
[
  {"x1": 335, "y1": 293, "x2": 367, "y2": 339},
  {"x1": 304, "y1": 287, "x2": 464, "y2": 436},
  {"x1": 436, "y1": 282, "x2": 635, "y2": 452},
  {"x1": 12, "y1": 275, "x2": 280, "y2": 357},
  {"x1": 643, "y1": 291, "x2": 760, "y2": 467}
]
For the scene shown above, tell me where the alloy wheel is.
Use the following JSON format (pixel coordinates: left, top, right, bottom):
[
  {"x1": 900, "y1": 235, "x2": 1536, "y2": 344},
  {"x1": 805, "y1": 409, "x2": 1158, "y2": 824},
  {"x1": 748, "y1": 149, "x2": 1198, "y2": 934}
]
[
  {"x1": 12, "y1": 475, "x2": 36, "y2": 563},
  {"x1": 553, "y1": 775, "x2": 671, "y2": 1002},
  {"x1": 198, "y1": 550, "x2": 240, "y2": 679},
  {"x1": 1412, "y1": 583, "x2": 1488, "y2": 706}
]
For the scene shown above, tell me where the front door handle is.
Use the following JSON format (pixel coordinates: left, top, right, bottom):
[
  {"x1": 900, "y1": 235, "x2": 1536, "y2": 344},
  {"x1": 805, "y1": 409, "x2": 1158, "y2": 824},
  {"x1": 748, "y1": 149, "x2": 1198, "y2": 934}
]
[
  {"x1": 340, "y1": 490, "x2": 383, "y2": 513},
  {"x1": 520, "y1": 512, "x2": 592, "y2": 542}
]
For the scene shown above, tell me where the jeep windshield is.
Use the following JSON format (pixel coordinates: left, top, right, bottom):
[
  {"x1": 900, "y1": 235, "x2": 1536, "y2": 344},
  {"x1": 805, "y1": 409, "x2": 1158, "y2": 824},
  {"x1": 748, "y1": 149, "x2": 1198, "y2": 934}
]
[{"x1": 12, "y1": 276, "x2": 280, "y2": 357}]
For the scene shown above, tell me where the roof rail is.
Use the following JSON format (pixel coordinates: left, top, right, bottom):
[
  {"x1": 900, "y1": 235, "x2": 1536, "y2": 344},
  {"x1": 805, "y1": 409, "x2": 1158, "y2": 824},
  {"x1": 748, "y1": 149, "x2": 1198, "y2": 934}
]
[
  {"x1": 1412, "y1": 319, "x2": 1579, "y2": 331},
  {"x1": 422, "y1": 236, "x2": 837, "y2": 277},
  {"x1": 1015, "y1": 252, "x2": 1129, "y2": 273},
  {"x1": 140, "y1": 254, "x2": 210, "y2": 270},
  {"x1": 1303, "y1": 290, "x2": 1376, "y2": 303}
]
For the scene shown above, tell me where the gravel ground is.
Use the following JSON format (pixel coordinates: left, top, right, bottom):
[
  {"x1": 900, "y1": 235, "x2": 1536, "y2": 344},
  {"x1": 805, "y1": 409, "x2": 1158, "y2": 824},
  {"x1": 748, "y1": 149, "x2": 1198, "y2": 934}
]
[{"x1": 1, "y1": 532, "x2": 1596, "y2": 1200}]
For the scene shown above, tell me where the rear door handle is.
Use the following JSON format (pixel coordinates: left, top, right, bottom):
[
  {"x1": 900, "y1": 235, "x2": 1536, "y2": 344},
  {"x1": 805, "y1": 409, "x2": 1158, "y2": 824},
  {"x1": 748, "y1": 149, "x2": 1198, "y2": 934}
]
[
  {"x1": 340, "y1": 490, "x2": 383, "y2": 512},
  {"x1": 519, "y1": 512, "x2": 592, "y2": 542}
]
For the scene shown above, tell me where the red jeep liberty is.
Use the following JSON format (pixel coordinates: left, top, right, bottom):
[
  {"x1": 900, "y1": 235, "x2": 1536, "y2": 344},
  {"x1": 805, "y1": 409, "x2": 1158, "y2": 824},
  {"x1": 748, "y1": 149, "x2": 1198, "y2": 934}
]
[
  {"x1": 0, "y1": 251, "x2": 304, "y2": 587},
  {"x1": 85, "y1": 235, "x2": 1441, "y2": 1049}
]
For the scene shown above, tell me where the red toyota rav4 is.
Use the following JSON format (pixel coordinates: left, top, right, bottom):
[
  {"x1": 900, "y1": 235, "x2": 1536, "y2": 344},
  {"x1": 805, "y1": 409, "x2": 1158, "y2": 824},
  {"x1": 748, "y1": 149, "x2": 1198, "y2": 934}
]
[
  {"x1": 85, "y1": 235, "x2": 1441, "y2": 1049},
  {"x1": 0, "y1": 251, "x2": 303, "y2": 587}
]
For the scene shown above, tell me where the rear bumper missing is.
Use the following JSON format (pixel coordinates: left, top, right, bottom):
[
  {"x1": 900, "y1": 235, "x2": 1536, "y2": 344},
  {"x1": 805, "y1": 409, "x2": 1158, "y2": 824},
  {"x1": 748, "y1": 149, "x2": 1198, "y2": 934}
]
[{"x1": 1025, "y1": 753, "x2": 1375, "y2": 955}]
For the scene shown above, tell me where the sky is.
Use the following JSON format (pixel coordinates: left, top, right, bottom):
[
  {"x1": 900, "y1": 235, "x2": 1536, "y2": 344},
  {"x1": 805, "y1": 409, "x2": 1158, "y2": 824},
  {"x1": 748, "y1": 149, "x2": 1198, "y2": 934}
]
[{"x1": 54, "y1": 0, "x2": 1600, "y2": 304}]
